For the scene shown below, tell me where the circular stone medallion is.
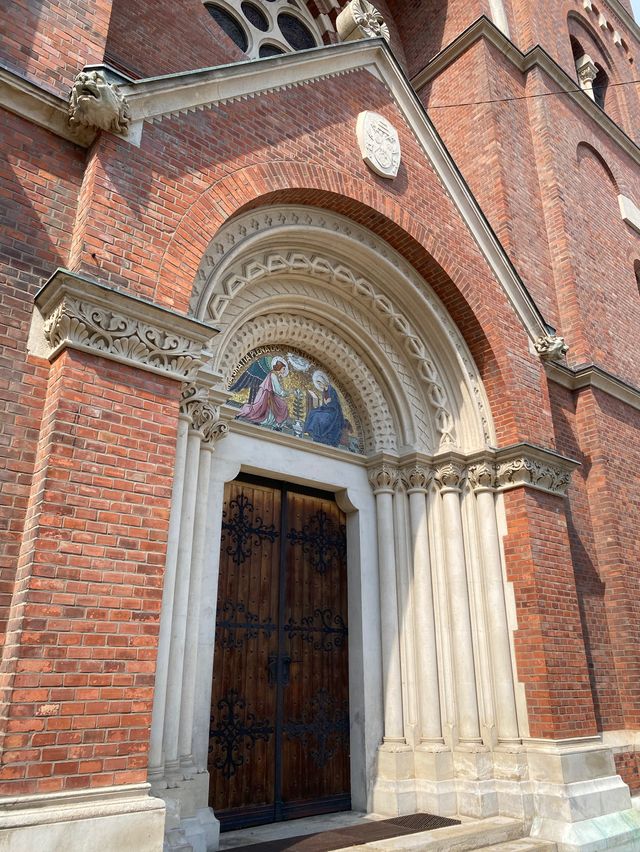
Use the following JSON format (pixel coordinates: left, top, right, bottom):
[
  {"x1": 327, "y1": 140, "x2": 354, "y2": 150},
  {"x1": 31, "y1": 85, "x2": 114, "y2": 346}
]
[{"x1": 356, "y1": 111, "x2": 401, "y2": 179}]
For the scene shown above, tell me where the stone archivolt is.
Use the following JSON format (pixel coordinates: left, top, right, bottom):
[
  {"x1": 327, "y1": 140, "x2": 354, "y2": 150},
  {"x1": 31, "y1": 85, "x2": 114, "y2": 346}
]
[
  {"x1": 218, "y1": 312, "x2": 397, "y2": 453},
  {"x1": 215, "y1": 250, "x2": 455, "y2": 446},
  {"x1": 215, "y1": 275, "x2": 429, "y2": 449},
  {"x1": 191, "y1": 206, "x2": 495, "y2": 452}
]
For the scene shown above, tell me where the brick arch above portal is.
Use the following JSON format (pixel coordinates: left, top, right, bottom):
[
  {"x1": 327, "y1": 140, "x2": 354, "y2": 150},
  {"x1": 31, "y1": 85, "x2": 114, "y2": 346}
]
[{"x1": 158, "y1": 161, "x2": 553, "y2": 448}]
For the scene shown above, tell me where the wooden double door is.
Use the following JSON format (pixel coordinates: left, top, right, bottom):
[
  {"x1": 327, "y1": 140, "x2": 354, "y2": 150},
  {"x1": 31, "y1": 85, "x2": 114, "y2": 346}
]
[{"x1": 208, "y1": 476, "x2": 350, "y2": 830}]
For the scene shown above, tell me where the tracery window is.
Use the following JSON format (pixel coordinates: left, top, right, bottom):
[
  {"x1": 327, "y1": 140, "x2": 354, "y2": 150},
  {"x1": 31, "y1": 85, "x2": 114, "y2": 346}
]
[{"x1": 204, "y1": 0, "x2": 323, "y2": 59}]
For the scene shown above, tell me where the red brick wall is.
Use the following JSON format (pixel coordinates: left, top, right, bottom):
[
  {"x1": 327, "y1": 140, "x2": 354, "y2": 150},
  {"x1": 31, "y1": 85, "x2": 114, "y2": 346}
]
[
  {"x1": 0, "y1": 350, "x2": 179, "y2": 795},
  {"x1": 424, "y1": 40, "x2": 640, "y2": 383},
  {"x1": 105, "y1": 0, "x2": 243, "y2": 79},
  {"x1": 388, "y1": 0, "x2": 484, "y2": 77},
  {"x1": 420, "y1": 41, "x2": 560, "y2": 325},
  {"x1": 502, "y1": 486, "x2": 598, "y2": 739},
  {"x1": 0, "y1": 0, "x2": 113, "y2": 96},
  {"x1": 615, "y1": 751, "x2": 640, "y2": 793},
  {"x1": 0, "y1": 112, "x2": 84, "y2": 648},
  {"x1": 549, "y1": 383, "x2": 625, "y2": 732}
]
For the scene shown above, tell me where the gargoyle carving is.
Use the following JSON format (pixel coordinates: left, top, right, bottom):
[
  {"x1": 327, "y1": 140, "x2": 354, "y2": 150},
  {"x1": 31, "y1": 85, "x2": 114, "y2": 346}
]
[
  {"x1": 534, "y1": 334, "x2": 569, "y2": 362},
  {"x1": 68, "y1": 70, "x2": 130, "y2": 135}
]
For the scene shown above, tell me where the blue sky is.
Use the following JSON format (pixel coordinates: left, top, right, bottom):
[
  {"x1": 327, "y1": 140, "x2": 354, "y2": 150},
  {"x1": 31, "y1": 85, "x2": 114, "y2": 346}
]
[{"x1": 632, "y1": 0, "x2": 640, "y2": 22}]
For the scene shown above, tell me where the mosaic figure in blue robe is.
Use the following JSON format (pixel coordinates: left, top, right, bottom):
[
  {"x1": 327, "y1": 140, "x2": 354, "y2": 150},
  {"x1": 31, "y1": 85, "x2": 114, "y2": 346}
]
[{"x1": 304, "y1": 370, "x2": 346, "y2": 447}]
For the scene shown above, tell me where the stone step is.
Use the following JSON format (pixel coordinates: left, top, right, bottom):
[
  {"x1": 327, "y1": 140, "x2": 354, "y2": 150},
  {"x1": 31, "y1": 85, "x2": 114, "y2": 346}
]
[
  {"x1": 475, "y1": 840, "x2": 557, "y2": 851},
  {"x1": 335, "y1": 816, "x2": 532, "y2": 851}
]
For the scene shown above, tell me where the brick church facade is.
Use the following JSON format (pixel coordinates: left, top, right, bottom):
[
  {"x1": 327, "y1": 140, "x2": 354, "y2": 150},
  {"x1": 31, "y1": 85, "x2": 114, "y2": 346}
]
[{"x1": 1, "y1": 0, "x2": 640, "y2": 850}]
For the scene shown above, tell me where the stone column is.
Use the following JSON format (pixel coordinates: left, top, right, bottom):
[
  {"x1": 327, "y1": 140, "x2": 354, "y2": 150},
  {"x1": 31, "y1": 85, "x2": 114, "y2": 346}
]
[
  {"x1": 468, "y1": 461, "x2": 520, "y2": 746},
  {"x1": 434, "y1": 461, "x2": 482, "y2": 747},
  {"x1": 576, "y1": 54, "x2": 598, "y2": 100},
  {"x1": 368, "y1": 462, "x2": 405, "y2": 745},
  {"x1": 148, "y1": 412, "x2": 190, "y2": 780},
  {"x1": 402, "y1": 463, "x2": 443, "y2": 746},
  {"x1": 162, "y1": 386, "x2": 205, "y2": 782},
  {"x1": 178, "y1": 403, "x2": 228, "y2": 774}
]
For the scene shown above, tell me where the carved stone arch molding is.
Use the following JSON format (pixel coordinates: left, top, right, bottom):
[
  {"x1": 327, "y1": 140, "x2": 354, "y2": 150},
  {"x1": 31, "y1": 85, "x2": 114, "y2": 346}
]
[{"x1": 191, "y1": 205, "x2": 495, "y2": 452}]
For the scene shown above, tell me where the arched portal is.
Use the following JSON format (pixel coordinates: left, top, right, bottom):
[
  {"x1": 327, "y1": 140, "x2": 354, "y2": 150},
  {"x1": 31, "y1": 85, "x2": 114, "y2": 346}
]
[{"x1": 149, "y1": 206, "x2": 529, "y2": 849}]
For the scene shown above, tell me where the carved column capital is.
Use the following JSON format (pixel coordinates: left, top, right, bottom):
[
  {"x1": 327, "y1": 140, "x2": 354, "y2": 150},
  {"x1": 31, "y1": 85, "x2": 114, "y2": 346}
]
[
  {"x1": 400, "y1": 463, "x2": 434, "y2": 493},
  {"x1": 434, "y1": 461, "x2": 466, "y2": 492},
  {"x1": 576, "y1": 54, "x2": 598, "y2": 99},
  {"x1": 368, "y1": 462, "x2": 400, "y2": 494},
  {"x1": 180, "y1": 383, "x2": 228, "y2": 446},
  {"x1": 467, "y1": 460, "x2": 497, "y2": 491}
]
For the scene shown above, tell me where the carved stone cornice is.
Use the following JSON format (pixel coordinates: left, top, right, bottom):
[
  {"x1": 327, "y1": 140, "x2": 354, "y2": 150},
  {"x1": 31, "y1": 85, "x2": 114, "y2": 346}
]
[
  {"x1": 33, "y1": 269, "x2": 215, "y2": 382},
  {"x1": 180, "y1": 383, "x2": 228, "y2": 446},
  {"x1": 492, "y1": 444, "x2": 579, "y2": 497}
]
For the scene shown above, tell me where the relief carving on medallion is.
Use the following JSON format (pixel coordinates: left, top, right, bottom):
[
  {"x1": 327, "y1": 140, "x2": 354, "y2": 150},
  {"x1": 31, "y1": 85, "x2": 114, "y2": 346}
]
[{"x1": 356, "y1": 111, "x2": 401, "y2": 179}]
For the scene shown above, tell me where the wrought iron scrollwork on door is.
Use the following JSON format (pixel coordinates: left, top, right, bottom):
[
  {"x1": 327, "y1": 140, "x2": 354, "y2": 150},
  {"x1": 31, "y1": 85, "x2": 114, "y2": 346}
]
[
  {"x1": 209, "y1": 690, "x2": 274, "y2": 779},
  {"x1": 283, "y1": 688, "x2": 349, "y2": 769},
  {"x1": 286, "y1": 508, "x2": 346, "y2": 574},
  {"x1": 285, "y1": 608, "x2": 348, "y2": 651},
  {"x1": 215, "y1": 600, "x2": 276, "y2": 649},
  {"x1": 221, "y1": 493, "x2": 278, "y2": 566}
]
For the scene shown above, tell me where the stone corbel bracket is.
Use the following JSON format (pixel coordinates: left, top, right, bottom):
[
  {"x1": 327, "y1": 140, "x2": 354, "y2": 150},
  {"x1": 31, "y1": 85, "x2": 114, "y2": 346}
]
[
  {"x1": 68, "y1": 68, "x2": 133, "y2": 142},
  {"x1": 31, "y1": 269, "x2": 217, "y2": 382}
]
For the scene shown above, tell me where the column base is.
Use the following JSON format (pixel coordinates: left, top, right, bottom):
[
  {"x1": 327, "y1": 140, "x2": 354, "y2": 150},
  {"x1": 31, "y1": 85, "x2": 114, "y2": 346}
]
[
  {"x1": 165, "y1": 807, "x2": 220, "y2": 852},
  {"x1": 0, "y1": 783, "x2": 165, "y2": 852},
  {"x1": 527, "y1": 739, "x2": 640, "y2": 851},
  {"x1": 414, "y1": 745, "x2": 456, "y2": 815},
  {"x1": 371, "y1": 741, "x2": 415, "y2": 815}
]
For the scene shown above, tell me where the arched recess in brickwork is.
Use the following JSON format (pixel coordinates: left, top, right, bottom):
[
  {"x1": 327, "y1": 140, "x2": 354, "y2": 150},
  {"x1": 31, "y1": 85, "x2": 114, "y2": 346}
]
[
  {"x1": 568, "y1": 13, "x2": 621, "y2": 120},
  {"x1": 192, "y1": 204, "x2": 495, "y2": 453},
  {"x1": 158, "y1": 163, "x2": 540, "y2": 447},
  {"x1": 576, "y1": 141, "x2": 619, "y2": 192},
  {"x1": 569, "y1": 142, "x2": 636, "y2": 373}
]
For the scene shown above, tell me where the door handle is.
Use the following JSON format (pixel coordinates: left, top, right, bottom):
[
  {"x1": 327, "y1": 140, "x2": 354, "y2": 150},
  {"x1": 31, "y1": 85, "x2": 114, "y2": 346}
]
[
  {"x1": 267, "y1": 654, "x2": 278, "y2": 685},
  {"x1": 267, "y1": 655, "x2": 299, "y2": 686}
]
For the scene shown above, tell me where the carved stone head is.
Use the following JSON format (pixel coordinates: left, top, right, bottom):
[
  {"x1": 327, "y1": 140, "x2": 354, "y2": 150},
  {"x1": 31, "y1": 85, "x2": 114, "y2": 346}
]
[{"x1": 68, "y1": 70, "x2": 130, "y2": 135}]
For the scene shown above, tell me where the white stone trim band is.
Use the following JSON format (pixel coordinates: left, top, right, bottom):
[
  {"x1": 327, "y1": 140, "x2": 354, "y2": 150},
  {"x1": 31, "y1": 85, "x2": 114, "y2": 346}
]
[{"x1": 32, "y1": 269, "x2": 216, "y2": 381}]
